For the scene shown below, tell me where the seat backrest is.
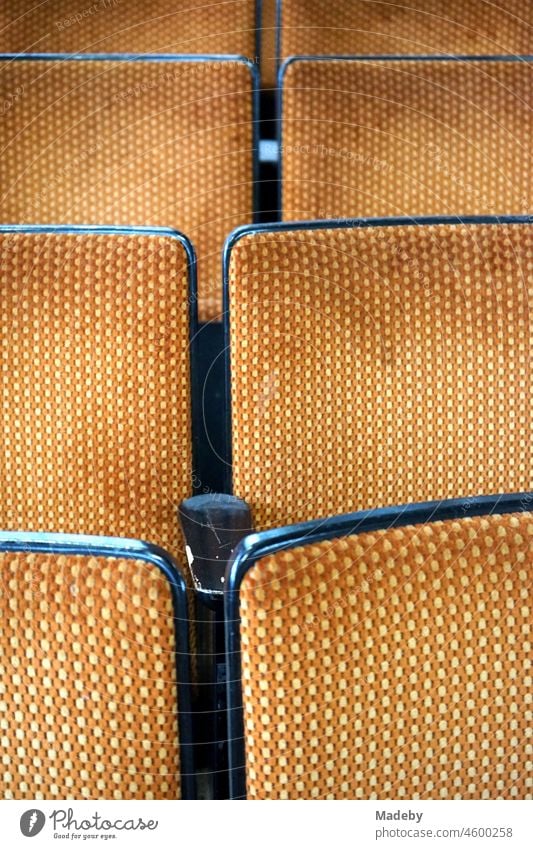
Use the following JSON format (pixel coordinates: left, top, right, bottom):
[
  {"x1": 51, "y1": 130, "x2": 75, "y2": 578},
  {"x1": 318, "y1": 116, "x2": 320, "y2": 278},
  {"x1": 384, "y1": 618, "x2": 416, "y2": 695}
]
[
  {"x1": 278, "y1": 0, "x2": 532, "y2": 66},
  {"x1": 0, "y1": 56, "x2": 257, "y2": 321},
  {"x1": 260, "y1": 0, "x2": 278, "y2": 89},
  {"x1": 225, "y1": 492, "x2": 533, "y2": 799},
  {"x1": 225, "y1": 217, "x2": 532, "y2": 530},
  {"x1": 281, "y1": 56, "x2": 532, "y2": 221},
  {"x1": 0, "y1": 531, "x2": 193, "y2": 799},
  {"x1": 0, "y1": 0, "x2": 258, "y2": 58},
  {"x1": 0, "y1": 226, "x2": 194, "y2": 561}
]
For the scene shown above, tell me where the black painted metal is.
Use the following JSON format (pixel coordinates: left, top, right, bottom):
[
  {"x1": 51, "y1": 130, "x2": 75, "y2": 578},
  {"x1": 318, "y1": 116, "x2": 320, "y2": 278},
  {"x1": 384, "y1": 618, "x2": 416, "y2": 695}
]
[
  {"x1": 179, "y1": 493, "x2": 253, "y2": 601},
  {"x1": 275, "y1": 0, "x2": 282, "y2": 79},
  {"x1": 179, "y1": 493, "x2": 253, "y2": 799},
  {"x1": 190, "y1": 322, "x2": 227, "y2": 496}
]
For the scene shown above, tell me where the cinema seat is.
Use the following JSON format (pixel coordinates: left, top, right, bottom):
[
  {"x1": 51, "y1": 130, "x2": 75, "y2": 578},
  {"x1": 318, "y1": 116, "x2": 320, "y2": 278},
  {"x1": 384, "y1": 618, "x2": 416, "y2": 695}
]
[
  {"x1": 0, "y1": 226, "x2": 195, "y2": 560},
  {"x1": 0, "y1": 56, "x2": 257, "y2": 321},
  {"x1": 225, "y1": 493, "x2": 533, "y2": 799},
  {"x1": 281, "y1": 57, "x2": 532, "y2": 221},
  {"x1": 224, "y1": 217, "x2": 532, "y2": 531},
  {"x1": 0, "y1": 531, "x2": 193, "y2": 799},
  {"x1": 278, "y1": 0, "x2": 532, "y2": 65},
  {"x1": 0, "y1": 0, "x2": 258, "y2": 58}
]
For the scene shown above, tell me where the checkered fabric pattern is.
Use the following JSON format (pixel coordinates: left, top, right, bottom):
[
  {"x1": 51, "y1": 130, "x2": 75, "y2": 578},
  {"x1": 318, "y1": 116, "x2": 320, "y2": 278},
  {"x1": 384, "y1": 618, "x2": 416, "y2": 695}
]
[
  {"x1": 0, "y1": 550, "x2": 182, "y2": 799},
  {"x1": 279, "y1": 0, "x2": 532, "y2": 62},
  {"x1": 0, "y1": 231, "x2": 192, "y2": 560},
  {"x1": 237, "y1": 509, "x2": 532, "y2": 799},
  {"x1": 261, "y1": 0, "x2": 277, "y2": 88},
  {"x1": 0, "y1": 0, "x2": 257, "y2": 57},
  {"x1": 0, "y1": 58, "x2": 254, "y2": 320},
  {"x1": 282, "y1": 58, "x2": 532, "y2": 220},
  {"x1": 228, "y1": 221, "x2": 532, "y2": 530}
]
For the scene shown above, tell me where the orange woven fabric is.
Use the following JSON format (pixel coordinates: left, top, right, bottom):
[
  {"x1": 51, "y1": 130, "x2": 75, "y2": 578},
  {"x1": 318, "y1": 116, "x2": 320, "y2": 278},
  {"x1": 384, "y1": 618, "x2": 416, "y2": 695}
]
[
  {"x1": 0, "y1": 231, "x2": 192, "y2": 560},
  {"x1": 0, "y1": 550, "x2": 182, "y2": 799},
  {"x1": 0, "y1": 0, "x2": 256, "y2": 57},
  {"x1": 238, "y1": 509, "x2": 533, "y2": 799},
  {"x1": 279, "y1": 0, "x2": 532, "y2": 62},
  {"x1": 282, "y1": 58, "x2": 532, "y2": 220},
  {"x1": 0, "y1": 58, "x2": 254, "y2": 321},
  {"x1": 261, "y1": 0, "x2": 277, "y2": 89},
  {"x1": 228, "y1": 222, "x2": 532, "y2": 531}
]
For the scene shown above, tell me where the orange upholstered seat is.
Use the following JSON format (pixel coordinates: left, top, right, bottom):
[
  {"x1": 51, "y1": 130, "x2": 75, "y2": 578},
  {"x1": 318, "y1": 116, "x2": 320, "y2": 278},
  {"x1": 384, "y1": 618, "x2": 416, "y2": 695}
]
[
  {"x1": 226, "y1": 494, "x2": 533, "y2": 799},
  {"x1": 281, "y1": 57, "x2": 532, "y2": 221},
  {"x1": 278, "y1": 0, "x2": 532, "y2": 64},
  {"x1": 0, "y1": 532, "x2": 193, "y2": 799},
  {"x1": 0, "y1": 0, "x2": 257, "y2": 57},
  {"x1": 260, "y1": 0, "x2": 277, "y2": 89},
  {"x1": 0, "y1": 56, "x2": 256, "y2": 321},
  {"x1": 0, "y1": 227, "x2": 194, "y2": 561},
  {"x1": 225, "y1": 218, "x2": 532, "y2": 531}
]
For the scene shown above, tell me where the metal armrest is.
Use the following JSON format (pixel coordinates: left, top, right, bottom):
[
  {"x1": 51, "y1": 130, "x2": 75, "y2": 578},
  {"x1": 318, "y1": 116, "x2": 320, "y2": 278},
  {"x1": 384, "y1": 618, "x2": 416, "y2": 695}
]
[{"x1": 178, "y1": 493, "x2": 253, "y2": 603}]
